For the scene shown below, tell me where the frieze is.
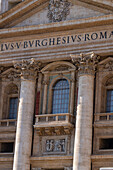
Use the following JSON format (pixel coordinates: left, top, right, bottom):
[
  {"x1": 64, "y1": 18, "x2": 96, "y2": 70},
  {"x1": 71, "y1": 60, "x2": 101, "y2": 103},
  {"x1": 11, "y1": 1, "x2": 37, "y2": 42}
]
[{"x1": 0, "y1": 30, "x2": 113, "y2": 52}]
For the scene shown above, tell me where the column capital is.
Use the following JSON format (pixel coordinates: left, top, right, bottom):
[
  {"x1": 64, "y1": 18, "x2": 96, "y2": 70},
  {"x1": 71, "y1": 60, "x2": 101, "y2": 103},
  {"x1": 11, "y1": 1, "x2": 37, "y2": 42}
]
[
  {"x1": 14, "y1": 58, "x2": 41, "y2": 80},
  {"x1": 71, "y1": 52, "x2": 100, "y2": 76}
]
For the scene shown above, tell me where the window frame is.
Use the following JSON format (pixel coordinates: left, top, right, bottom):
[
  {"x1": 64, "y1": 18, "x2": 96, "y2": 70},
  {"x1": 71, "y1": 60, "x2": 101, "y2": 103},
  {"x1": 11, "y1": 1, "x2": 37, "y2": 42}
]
[
  {"x1": 7, "y1": 94, "x2": 19, "y2": 119},
  {"x1": 51, "y1": 78, "x2": 70, "y2": 114},
  {"x1": 48, "y1": 76, "x2": 71, "y2": 114},
  {"x1": 106, "y1": 88, "x2": 113, "y2": 113}
]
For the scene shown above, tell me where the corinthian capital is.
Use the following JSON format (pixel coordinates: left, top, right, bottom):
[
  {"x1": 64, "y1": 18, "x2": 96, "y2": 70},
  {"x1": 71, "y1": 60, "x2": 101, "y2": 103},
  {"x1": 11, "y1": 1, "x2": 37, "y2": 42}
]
[
  {"x1": 71, "y1": 52, "x2": 99, "y2": 76},
  {"x1": 14, "y1": 58, "x2": 41, "y2": 80}
]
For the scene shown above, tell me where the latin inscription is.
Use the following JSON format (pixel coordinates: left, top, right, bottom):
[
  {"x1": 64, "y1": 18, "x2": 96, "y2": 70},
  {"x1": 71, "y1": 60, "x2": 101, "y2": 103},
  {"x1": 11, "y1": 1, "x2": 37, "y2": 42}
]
[{"x1": 0, "y1": 30, "x2": 113, "y2": 52}]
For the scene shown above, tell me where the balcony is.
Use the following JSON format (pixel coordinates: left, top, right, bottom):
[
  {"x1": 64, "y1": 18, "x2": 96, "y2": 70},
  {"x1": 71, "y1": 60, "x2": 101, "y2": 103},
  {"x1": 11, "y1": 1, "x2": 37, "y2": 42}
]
[
  {"x1": 94, "y1": 113, "x2": 113, "y2": 127},
  {"x1": 0, "y1": 119, "x2": 17, "y2": 132},
  {"x1": 34, "y1": 113, "x2": 75, "y2": 135}
]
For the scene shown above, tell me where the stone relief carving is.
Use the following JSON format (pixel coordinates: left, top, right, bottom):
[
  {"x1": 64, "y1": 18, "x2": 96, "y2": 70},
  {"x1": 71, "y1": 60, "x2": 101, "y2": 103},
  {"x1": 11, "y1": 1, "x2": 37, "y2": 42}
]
[
  {"x1": 46, "y1": 139, "x2": 54, "y2": 152},
  {"x1": 46, "y1": 139, "x2": 65, "y2": 152},
  {"x1": 47, "y1": 0, "x2": 70, "y2": 22},
  {"x1": 71, "y1": 52, "x2": 100, "y2": 76}
]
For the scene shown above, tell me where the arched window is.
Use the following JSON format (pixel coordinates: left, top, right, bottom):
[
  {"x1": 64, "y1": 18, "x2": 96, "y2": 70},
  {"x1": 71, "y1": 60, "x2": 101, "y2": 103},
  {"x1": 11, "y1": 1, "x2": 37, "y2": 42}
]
[{"x1": 52, "y1": 79, "x2": 69, "y2": 114}]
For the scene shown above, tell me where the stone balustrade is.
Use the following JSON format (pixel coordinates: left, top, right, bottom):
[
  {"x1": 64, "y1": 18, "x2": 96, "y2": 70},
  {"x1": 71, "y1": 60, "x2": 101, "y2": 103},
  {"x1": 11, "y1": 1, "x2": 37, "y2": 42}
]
[
  {"x1": 95, "y1": 113, "x2": 113, "y2": 121},
  {"x1": 0, "y1": 119, "x2": 17, "y2": 127},
  {"x1": 35, "y1": 113, "x2": 74, "y2": 125},
  {"x1": 34, "y1": 113, "x2": 74, "y2": 136}
]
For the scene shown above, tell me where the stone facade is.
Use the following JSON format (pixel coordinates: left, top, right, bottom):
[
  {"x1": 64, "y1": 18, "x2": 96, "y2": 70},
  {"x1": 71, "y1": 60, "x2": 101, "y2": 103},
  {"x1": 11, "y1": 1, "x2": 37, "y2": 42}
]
[{"x1": 0, "y1": 0, "x2": 113, "y2": 170}]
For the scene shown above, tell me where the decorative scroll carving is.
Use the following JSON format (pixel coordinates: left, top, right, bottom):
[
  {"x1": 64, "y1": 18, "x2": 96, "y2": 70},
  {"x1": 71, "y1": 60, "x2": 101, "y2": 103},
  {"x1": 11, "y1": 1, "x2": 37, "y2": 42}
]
[
  {"x1": 14, "y1": 58, "x2": 41, "y2": 80},
  {"x1": 46, "y1": 139, "x2": 65, "y2": 152},
  {"x1": 71, "y1": 52, "x2": 99, "y2": 76},
  {"x1": 47, "y1": 0, "x2": 70, "y2": 22}
]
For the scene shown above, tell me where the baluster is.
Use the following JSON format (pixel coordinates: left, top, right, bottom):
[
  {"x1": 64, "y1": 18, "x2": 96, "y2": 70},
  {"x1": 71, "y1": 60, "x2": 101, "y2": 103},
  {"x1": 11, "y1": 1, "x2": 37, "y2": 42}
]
[
  {"x1": 107, "y1": 114, "x2": 109, "y2": 121},
  {"x1": 36, "y1": 117, "x2": 39, "y2": 123},
  {"x1": 46, "y1": 116, "x2": 49, "y2": 122},
  {"x1": 96, "y1": 115, "x2": 100, "y2": 121},
  {"x1": 7, "y1": 121, "x2": 9, "y2": 127},
  {"x1": 56, "y1": 115, "x2": 58, "y2": 121},
  {"x1": 66, "y1": 114, "x2": 69, "y2": 122}
]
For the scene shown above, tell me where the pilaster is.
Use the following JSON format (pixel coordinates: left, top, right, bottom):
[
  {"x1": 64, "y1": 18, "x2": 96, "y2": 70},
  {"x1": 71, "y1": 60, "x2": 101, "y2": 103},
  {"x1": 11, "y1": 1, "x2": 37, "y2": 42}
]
[{"x1": 42, "y1": 72, "x2": 49, "y2": 114}]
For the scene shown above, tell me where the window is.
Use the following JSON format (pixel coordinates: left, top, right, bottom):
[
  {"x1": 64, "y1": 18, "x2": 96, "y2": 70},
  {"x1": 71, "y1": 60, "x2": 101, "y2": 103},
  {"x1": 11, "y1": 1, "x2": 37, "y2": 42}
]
[
  {"x1": 52, "y1": 79, "x2": 69, "y2": 114},
  {"x1": 9, "y1": 97, "x2": 18, "y2": 119},
  {"x1": 99, "y1": 138, "x2": 113, "y2": 150},
  {"x1": 106, "y1": 90, "x2": 113, "y2": 113},
  {"x1": 1, "y1": 142, "x2": 14, "y2": 153}
]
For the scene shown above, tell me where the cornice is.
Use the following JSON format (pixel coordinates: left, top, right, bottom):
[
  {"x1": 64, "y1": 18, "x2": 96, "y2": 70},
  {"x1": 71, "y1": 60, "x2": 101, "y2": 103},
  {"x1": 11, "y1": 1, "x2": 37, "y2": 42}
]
[
  {"x1": 79, "y1": 0, "x2": 113, "y2": 11},
  {"x1": 0, "y1": 0, "x2": 48, "y2": 28},
  {"x1": 0, "y1": 14, "x2": 113, "y2": 39}
]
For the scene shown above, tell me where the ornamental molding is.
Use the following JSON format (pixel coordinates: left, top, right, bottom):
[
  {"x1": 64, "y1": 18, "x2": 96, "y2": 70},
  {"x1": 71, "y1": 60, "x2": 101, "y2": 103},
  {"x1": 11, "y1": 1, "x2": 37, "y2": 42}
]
[
  {"x1": 99, "y1": 58, "x2": 113, "y2": 72},
  {"x1": 47, "y1": 0, "x2": 70, "y2": 22},
  {"x1": 71, "y1": 52, "x2": 99, "y2": 76},
  {"x1": 0, "y1": 68, "x2": 20, "y2": 81},
  {"x1": 36, "y1": 126, "x2": 73, "y2": 136},
  {"x1": 14, "y1": 59, "x2": 41, "y2": 80},
  {"x1": 103, "y1": 61, "x2": 113, "y2": 71}
]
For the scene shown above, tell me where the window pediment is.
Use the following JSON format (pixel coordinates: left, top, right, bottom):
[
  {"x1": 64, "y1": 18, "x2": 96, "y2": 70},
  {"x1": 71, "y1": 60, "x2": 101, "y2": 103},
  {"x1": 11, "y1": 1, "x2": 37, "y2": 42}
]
[{"x1": 41, "y1": 61, "x2": 75, "y2": 73}]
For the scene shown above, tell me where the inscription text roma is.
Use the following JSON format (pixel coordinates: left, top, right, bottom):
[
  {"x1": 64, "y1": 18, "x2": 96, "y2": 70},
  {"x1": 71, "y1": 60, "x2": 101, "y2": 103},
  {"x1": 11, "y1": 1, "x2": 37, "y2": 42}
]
[{"x1": 0, "y1": 30, "x2": 113, "y2": 52}]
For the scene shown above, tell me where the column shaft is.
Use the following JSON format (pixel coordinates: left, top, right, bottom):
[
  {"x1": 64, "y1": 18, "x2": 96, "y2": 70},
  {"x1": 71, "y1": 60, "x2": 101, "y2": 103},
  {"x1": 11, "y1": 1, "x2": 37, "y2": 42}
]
[
  {"x1": 13, "y1": 80, "x2": 35, "y2": 170},
  {"x1": 73, "y1": 75, "x2": 94, "y2": 170}
]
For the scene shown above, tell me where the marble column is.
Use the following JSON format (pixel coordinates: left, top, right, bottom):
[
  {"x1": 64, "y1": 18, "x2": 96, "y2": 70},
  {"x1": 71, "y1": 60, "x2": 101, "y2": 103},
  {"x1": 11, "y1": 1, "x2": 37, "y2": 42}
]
[
  {"x1": 13, "y1": 59, "x2": 40, "y2": 170},
  {"x1": 71, "y1": 52, "x2": 99, "y2": 170}
]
